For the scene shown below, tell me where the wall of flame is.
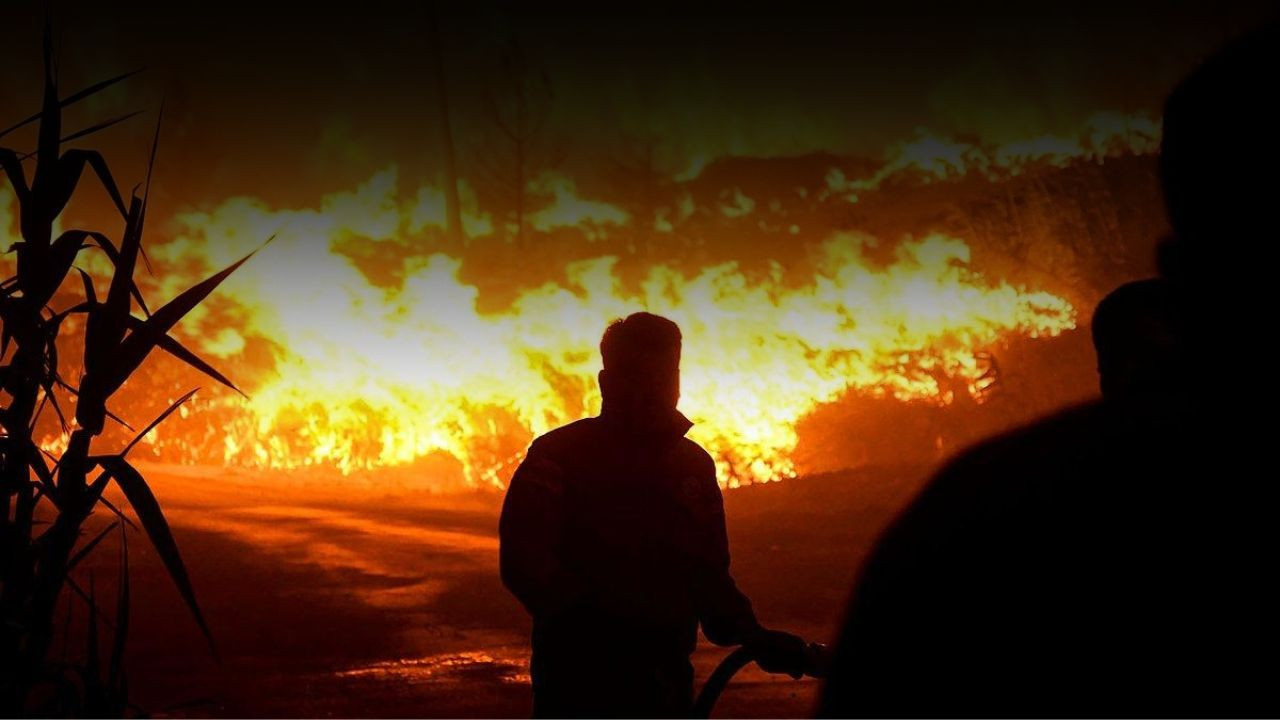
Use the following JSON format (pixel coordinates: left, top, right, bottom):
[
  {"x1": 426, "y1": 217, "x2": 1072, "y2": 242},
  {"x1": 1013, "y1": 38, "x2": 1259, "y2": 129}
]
[{"x1": 3, "y1": 113, "x2": 1166, "y2": 489}]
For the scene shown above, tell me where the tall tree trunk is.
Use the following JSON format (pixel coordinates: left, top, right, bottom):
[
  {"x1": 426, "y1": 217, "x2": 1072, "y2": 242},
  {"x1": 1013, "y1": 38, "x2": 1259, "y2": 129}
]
[
  {"x1": 515, "y1": 83, "x2": 527, "y2": 247},
  {"x1": 427, "y1": 5, "x2": 464, "y2": 244}
]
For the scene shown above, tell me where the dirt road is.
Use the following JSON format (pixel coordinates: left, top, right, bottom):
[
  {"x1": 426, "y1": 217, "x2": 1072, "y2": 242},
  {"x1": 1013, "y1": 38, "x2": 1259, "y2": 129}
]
[{"x1": 82, "y1": 463, "x2": 928, "y2": 717}]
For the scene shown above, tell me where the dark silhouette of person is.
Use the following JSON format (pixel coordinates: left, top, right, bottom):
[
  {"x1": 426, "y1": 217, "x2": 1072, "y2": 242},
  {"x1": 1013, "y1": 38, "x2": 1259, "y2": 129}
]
[
  {"x1": 500, "y1": 312, "x2": 808, "y2": 718},
  {"x1": 1091, "y1": 278, "x2": 1187, "y2": 422},
  {"x1": 818, "y1": 23, "x2": 1280, "y2": 717}
]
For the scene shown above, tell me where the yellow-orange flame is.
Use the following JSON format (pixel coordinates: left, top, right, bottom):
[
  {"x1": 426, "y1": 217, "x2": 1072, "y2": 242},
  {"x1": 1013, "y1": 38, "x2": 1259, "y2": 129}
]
[
  {"x1": 5, "y1": 110, "x2": 1150, "y2": 488},
  {"x1": 138, "y1": 169, "x2": 1073, "y2": 488}
]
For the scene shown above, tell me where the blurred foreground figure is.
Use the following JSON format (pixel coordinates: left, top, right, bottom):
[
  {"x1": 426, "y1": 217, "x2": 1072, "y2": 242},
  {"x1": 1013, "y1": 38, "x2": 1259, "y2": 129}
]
[
  {"x1": 500, "y1": 312, "x2": 807, "y2": 718},
  {"x1": 1091, "y1": 278, "x2": 1186, "y2": 422},
  {"x1": 819, "y1": 24, "x2": 1280, "y2": 717}
]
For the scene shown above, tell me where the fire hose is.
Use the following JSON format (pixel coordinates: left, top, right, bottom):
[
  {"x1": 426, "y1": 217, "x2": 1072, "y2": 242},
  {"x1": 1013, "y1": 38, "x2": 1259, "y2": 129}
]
[{"x1": 692, "y1": 642, "x2": 830, "y2": 718}]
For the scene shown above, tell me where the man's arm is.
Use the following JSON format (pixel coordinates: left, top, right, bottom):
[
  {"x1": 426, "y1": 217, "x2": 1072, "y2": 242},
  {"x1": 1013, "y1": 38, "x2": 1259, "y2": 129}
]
[
  {"x1": 689, "y1": 453, "x2": 808, "y2": 676},
  {"x1": 816, "y1": 446, "x2": 1002, "y2": 716},
  {"x1": 499, "y1": 442, "x2": 573, "y2": 618},
  {"x1": 691, "y1": 460, "x2": 761, "y2": 646}
]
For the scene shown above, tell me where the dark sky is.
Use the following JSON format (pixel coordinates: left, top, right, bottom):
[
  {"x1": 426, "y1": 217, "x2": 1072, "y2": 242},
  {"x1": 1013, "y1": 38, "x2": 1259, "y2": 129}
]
[{"x1": 1, "y1": 1, "x2": 1275, "y2": 210}]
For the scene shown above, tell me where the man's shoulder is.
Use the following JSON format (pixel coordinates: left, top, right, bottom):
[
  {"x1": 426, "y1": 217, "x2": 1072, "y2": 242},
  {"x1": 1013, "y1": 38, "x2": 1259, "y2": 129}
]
[
  {"x1": 528, "y1": 417, "x2": 603, "y2": 459},
  {"x1": 944, "y1": 400, "x2": 1106, "y2": 476},
  {"x1": 669, "y1": 438, "x2": 723, "y2": 515},
  {"x1": 511, "y1": 420, "x2": 602, "y2": 494},
  {"x1": 672, "y1": 436, "x2": 717, "y2": 477},
  {"x1": 883, "y1": 400, "x2": 1108, "y2": 546}
]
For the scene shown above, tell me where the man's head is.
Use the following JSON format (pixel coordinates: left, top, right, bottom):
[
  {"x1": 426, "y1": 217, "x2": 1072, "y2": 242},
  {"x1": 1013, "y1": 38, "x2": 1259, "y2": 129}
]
[
  {"x1": 1159, "y1": 23, "x2": 1280, "y2": 288},
  {"x1": 599, "y1": 312, "x2": 682, "y2": 422},
  {"x1": 1091, "y1": 279, "x2": 1184, "y2": 408}
]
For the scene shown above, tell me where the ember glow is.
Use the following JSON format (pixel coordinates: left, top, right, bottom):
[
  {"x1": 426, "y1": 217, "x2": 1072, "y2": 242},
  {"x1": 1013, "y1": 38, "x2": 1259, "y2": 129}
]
[{"x1": 3, "y1": 115, "x2": 1164, "y2": 489}]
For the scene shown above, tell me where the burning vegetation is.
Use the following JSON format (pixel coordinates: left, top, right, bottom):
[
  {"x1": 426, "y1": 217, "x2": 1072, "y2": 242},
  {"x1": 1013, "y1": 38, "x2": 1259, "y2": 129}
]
[{"x1": 4, "y1": 110, "x2": 1160, "y2": 490}]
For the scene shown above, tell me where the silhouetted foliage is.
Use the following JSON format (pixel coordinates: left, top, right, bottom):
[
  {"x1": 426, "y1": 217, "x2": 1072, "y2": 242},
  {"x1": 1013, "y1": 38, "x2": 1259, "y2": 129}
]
[
  {"x1": 471, "y1": 37, "x2": 559, "y2": 247},
  {"x1": 1, "y1": 24, "x2": 261, "y2": 716}
]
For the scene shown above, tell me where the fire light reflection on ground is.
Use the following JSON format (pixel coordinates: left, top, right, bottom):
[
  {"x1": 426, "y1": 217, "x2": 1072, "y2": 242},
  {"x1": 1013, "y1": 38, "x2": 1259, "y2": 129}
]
[{"x1": 77, "y1": 462, "x2": 927, "y2": 717}]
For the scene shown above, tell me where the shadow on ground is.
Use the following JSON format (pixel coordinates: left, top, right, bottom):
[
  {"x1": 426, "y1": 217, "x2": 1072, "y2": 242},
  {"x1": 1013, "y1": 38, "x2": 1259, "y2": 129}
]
[{"x1": 77, "y1": 463, "x2": 930, "y2": 717}]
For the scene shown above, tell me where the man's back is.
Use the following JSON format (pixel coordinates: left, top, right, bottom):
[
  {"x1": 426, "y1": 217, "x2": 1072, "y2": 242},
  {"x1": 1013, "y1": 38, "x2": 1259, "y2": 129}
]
[
  {"x1": 819, "y1": 399, "x2": 1278, "y2": 715},
  {"x1": 501, "y1": 312, "x2": 807, "y2": 717},
  {"x1": 820, "y1": 24, "x2": 1280, "y2": 715},
  {"x1": 500, "y1": 415, "x2": 756, "y2": 717}
]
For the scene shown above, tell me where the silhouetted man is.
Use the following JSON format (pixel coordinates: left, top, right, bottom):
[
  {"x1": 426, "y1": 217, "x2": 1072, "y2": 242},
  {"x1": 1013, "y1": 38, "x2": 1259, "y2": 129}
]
[
  {"x1": 819, "y1": 24, "x2": 1280, "y2": 717},
  {"x1": 1091, "y1": 278, "x2": 1186, "y2": 420},
  {"x1": 500, "y1": 312, "x2": 807, "y2": 718}
]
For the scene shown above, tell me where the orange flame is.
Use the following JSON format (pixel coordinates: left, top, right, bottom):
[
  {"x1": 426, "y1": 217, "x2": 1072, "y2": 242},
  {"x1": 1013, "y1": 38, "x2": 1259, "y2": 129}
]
[
  {"x1": 3, "y1": 112, "x2": 1154, "y2": 488},
  {"x1": 137, "y1": 170, "x2": 1073, "y2": 488}
]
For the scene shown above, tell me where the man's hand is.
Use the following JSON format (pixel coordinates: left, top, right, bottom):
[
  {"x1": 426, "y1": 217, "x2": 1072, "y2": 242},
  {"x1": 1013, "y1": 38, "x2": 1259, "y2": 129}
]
[{"x1": 745, "y1": 628, "x2": 808, "y2": 679}]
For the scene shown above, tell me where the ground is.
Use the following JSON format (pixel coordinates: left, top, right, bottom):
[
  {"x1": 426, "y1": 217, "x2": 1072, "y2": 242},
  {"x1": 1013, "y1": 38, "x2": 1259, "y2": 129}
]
[{"x1": 85, "y1": 462, "x2": 932, "y2": 718}]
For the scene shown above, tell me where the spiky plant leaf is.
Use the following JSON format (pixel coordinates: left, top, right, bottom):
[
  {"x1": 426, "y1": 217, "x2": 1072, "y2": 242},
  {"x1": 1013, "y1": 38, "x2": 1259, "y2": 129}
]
[
  {"x1": 85, "y1": 574, "x2": 100, "y2": 690},
  {"x1": 97, "y1": 497, "x2": 140, "y2": 533},
  {"x1": 0, "y1": 69, "x2": 142, "y2": 142},
  {"x1": 67, "y1": 522, "x2": 119, "y2": 571},
  {"x1": 84, "y1": 197, "x2": 144, "y2": 381},
  {"x1": 26, "y1": 445, "x2": 58, "y2": 506},
  {"x1": 106, "y1": 246, "x2": 261, "y2": 397},
  {"x1": 75, "y1": 267, "x2": 96, "y2": 305},
  {"x1": 16, "y1": 111, "x2": 144, "y2": 161},
  {"x1": 0, "y1": 147, "x2": 31, "y2": 200},
  {"x1": 65, "y1": 577, "x2": 115, "y2": 630},
  {"x1": 121, "y1": 388, "x2": 199, "y2": 457},
  {"x1": 76, "y1": 231, "x2": 151, "y2": 315},
  {"x1": 98, "y1": 455, "x2": 214, "y2": 655},
  {"x1": 50, "y1": 149, "x2": 130, "y2": 219},
  {"x1": 126, "y1": 316, "x2": 244, "y2": 396},
  {"x1": 108, "y1": 526, "x2": 129, "y2": 693}
]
